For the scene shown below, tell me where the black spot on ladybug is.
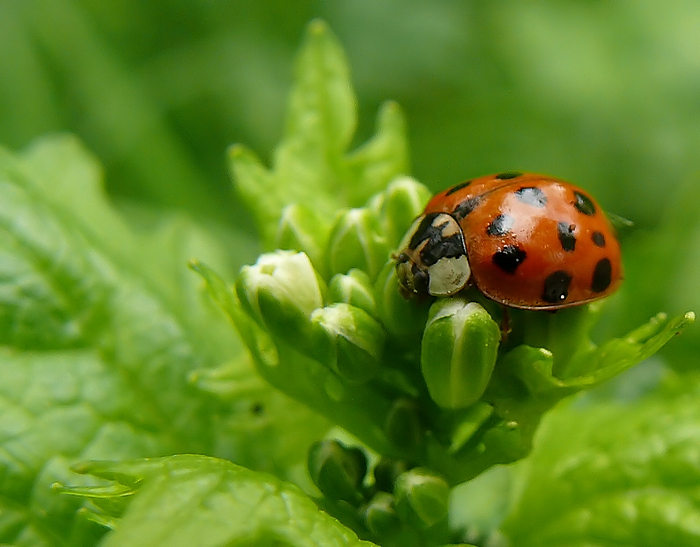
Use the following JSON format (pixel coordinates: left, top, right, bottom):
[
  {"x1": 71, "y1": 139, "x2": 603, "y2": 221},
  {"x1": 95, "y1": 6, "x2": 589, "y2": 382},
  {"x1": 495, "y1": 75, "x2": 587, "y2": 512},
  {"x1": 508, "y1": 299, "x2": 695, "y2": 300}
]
[
  {"x1": 573, "y1": 191, "x2": 596, "y2": 216},
  {"x1": 487, "y1": 214, "x2": 515, "y2": 236},
  {"x1": 592, "y1": 258, "x2": 612, "y2": 293},
  {"x1": 591, "y1": 231, "x2": 606, "y2": 247},
  {"x1": 495, "y1": 172, "x2": 523, "y2": 180},
  {"x1": 542, "y1": 270, "x2": 572, "y2": 303},
  {"x1": 557, "y1": 222, "x2": 577, "y2": 252},
  {"x1": 446, "y1": 180, "x2": 472, "y2": 196},
  {"x1": 492, "y1": 245, "x2": 527, "y2": 274},
  {"x1": 452, "y1": 196, "x2": 482, "y2": 221},
  {"x1": 515, "y1": 187, "x2": 547, "y2": 208}
]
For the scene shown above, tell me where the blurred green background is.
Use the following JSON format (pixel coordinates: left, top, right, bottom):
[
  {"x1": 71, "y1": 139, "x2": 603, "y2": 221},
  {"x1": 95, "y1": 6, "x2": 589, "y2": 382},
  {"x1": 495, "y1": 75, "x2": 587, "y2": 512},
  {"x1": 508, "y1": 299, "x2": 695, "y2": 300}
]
[{"x1": 1, "y1": 0, "x2": 699, "y2": 361}]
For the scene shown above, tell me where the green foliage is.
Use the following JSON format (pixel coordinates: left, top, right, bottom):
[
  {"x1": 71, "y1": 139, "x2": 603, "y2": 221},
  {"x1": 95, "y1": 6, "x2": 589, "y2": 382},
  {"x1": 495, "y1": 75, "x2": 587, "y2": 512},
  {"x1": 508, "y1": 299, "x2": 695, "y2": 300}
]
[
  {"x1": 1, "y1": 9, "x2": 700, "y2": 547},
  {"x1": 0, "y1": 134, "x2": 328, "y2": 545},
  {"x1": 69, "y1": 455, "x2": 378, "y2": 547},
  {"x1": 502, "y1": 377, "x2": 700, "y2": 547},
  {"x1": 228, "y1": 20, "x2": 408, "y2": 248}
]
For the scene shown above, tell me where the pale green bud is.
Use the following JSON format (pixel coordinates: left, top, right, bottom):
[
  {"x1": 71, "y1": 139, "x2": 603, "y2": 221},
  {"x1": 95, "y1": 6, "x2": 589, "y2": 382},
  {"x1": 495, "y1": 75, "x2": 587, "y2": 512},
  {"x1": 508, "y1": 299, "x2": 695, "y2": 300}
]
[
  {"x1": 326, "y1": 208, "x2": 389, "y2": 280},
  {"x1": 374, "y1": 261, "x2": 430, "y2": 340},
  {"x1": 421, "y1": 299, "x2": 500, "y2": 409},
  {"x1": 364, "y1": 492, "x2": 401, "y2": 537},
  {"x1": 378, "y1": 176, "x2": 432, "y2": 248},
  {"x1": 328, "y1": 269, "x2": 376, "y2": 317},
  {"x1": 308, "y1": 440, "x2": 367, "y2": 505},
  {"x1": 394, "y1": 468, "x2": 449, "y2": 528},
  {"x1": 276, "y1": 203, "x2": 329, "y2": 272},
  {"x1": 310, "y1": 303, "x2": 385, "y2": 383},
  {"x1": 235, "y1": 251, "x2": 323, "y2": 344}
]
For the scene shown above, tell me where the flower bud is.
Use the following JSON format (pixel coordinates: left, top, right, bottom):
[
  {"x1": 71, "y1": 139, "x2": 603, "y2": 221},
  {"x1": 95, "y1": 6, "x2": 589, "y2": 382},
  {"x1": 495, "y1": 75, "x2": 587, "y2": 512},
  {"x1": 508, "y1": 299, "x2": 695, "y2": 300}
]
[
  {"x1": 421, "y1": 299, "x2": 500, "y2": 409},
  {"x1": 378, "y1": 177, "x2": 432, "y2": 248},
  {"x1": 385, "y1": 398, "x2": 423, "y2": 452},
  {"x1": 326, "y1": 208, "x2": 389, "y2": 280},
  {"x1": 328, "y1": 269, "x2": 376, "y2": 317},
  {"x1": 363, "y1": 492, "x2": 401, "y2": 537},
  {"x1": 235, "y1": 251, "x2": 323, "y2": 345},
  {"x1": 310, "y1": 303, "x2": 385, "y2": 383},
  {"x1": 394, "y1": 468, "x2": 449, "y2": 528},
  {"x1": 374, "y1": 261, "x2": 430, "y2": 340},
  {"x1": 276, "y1": 204, "x2": 330, "y2": 272},
  {"x1": 308, "y1": 440, "x2": 367, "y2": 505},
  {"x1": 373, "y1": 458, "x2": 413, "y2": 493}
]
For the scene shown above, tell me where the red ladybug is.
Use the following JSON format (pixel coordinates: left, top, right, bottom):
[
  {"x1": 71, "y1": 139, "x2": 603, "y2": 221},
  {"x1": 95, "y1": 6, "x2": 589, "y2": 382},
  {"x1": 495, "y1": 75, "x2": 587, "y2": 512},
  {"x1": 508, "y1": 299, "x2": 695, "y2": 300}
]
[{"x1": 395, "y1": 172, "x2": 623, "y2": 310}]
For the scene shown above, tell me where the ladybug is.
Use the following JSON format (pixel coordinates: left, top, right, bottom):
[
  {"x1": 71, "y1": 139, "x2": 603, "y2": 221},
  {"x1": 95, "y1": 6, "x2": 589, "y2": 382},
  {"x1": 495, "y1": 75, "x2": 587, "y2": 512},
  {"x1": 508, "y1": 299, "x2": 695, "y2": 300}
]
[{"x1": 395, "y1": 172, "x2": 623, "y2": 310}]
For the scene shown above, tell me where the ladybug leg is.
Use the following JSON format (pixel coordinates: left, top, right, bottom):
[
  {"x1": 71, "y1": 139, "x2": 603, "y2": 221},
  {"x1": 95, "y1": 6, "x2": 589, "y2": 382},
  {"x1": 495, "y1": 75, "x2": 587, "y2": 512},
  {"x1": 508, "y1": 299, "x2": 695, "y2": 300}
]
[{"x1": 499, "y1": 306, "x2": 512, "y2": 341}]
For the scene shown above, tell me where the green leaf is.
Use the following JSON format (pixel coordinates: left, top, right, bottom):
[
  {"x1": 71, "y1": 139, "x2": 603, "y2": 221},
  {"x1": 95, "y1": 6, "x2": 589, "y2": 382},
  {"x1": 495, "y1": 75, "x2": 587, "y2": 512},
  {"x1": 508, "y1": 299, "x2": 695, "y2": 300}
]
[
  {"x1": 74, "y1": 455, "x2": 379, "y2": 547},
  {"x1": 501, "y1": 378, "x2": 700, "y2": 547},
  {"x1": 19, "y1": 134, "x2": 257, "y2": 354},
  {"x1": 0, "y1": 137, "x2": 319, "y2": 545},
  {"x1": 566, "y1": 311, "x2": 695, "y2": 387},
  {"x1": 346, "y1": 101, "x2": 410, "y2": 206},
  {"x1": 228, "y1": 20, "x2": 408, "y2": 246}
]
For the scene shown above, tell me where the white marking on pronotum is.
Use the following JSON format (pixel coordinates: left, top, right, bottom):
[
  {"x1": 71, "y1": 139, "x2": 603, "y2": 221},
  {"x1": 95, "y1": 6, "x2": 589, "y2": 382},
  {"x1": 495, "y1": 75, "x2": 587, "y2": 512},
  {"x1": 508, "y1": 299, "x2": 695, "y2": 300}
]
[
  {"x1": 428, "y1": 255, "x2": 471, "y2": 296},
  {"x1": 434, "y1": 215, "x2": 461, "y2": 238}
]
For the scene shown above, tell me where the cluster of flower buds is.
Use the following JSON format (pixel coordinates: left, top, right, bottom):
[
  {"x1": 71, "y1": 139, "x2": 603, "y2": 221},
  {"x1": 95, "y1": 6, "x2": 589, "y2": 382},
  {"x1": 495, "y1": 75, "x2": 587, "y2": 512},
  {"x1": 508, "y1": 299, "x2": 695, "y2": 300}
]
[
  {"x1": 199, "y1": 176, "x2": 692, "y2": 492},
  {"x1": 307, "y1": 440, "x2": 450, "y2": 542}
]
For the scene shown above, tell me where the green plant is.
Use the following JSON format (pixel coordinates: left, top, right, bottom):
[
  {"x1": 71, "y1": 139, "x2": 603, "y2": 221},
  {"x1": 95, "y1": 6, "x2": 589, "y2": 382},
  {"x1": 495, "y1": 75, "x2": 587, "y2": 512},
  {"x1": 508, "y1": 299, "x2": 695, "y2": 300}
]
[{"x1": 0, "y1": 18, "x2": 697, "y2": 547}]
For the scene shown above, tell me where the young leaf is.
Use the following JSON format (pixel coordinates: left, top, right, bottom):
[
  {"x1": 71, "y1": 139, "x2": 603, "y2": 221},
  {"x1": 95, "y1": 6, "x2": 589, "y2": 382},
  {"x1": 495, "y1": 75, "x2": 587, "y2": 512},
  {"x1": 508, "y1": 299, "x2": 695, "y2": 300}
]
[
  {"x1": 346, "y1": 101, "x2": 410, "y2": 205},
  {"x1": 228, "y1": 20, "x2": 409, "y2": 246},
  {"x1": 501, "y1": 378, "x2": 700, "y2": 547},
  {"x1": 0, "y1": 137, "x2": 321, "y2": 546},
  {"x1": 74, "y1": 455, "x2": 379, "y2": 547}
]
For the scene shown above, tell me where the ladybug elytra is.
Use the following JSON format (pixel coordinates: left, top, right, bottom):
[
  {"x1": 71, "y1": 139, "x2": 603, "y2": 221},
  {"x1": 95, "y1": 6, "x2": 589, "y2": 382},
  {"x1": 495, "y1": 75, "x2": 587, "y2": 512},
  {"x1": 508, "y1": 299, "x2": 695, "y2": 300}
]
[{"x1": 395, "y1": 172, "x2": 623, "y2": 310}]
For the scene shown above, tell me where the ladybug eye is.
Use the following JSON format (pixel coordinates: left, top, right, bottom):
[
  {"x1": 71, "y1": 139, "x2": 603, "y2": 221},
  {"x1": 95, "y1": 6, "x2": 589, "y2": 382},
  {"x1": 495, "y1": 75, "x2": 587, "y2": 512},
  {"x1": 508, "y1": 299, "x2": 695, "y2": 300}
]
[{"x1": 411, "y1": 266, "x2": 429, "y2": 294}]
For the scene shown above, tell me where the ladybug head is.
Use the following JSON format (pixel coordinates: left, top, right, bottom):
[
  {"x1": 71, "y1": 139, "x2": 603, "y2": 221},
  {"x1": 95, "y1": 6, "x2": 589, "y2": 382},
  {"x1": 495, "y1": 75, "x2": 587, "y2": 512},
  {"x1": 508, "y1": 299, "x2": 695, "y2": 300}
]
[{"x1": 395, "y1": 213, "x2": 471, "y2": 298}]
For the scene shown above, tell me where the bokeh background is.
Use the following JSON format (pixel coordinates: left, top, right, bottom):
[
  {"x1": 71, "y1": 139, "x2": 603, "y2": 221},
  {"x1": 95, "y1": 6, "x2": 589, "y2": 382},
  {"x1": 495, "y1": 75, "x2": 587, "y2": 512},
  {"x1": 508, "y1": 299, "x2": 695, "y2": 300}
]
[{"x1": 2, "y1": 0, "x2": 699, "y2": 364}]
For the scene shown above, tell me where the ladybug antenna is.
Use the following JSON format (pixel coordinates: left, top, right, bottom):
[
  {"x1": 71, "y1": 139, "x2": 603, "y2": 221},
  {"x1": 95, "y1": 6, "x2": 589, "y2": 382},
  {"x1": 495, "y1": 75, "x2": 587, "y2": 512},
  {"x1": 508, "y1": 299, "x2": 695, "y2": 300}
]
[{"x1": 606, "y1": 210, "x2": 634, "y2": 232}]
